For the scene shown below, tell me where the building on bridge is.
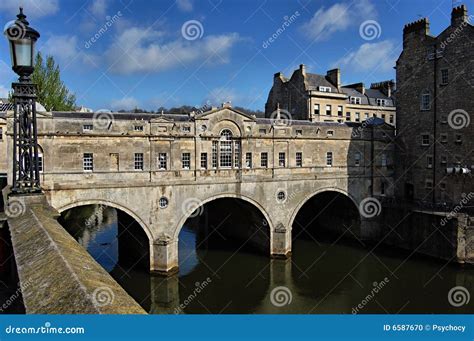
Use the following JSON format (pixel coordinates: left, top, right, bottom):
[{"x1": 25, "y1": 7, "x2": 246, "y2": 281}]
[
  {"x1": 0, "y1": 103, "x2": 395, "y2": 273},
  {"x1": 265, "y1": 64, "x2": 396, "y2": 126},
  {"x1": 395, "y1": 4, "x2": 474, "y2": 208}
]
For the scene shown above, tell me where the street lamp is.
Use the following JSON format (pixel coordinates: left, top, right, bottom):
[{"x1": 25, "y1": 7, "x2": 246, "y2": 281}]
[{"x1": 4, "y1": 7, "x2": 41, "y2": 194}]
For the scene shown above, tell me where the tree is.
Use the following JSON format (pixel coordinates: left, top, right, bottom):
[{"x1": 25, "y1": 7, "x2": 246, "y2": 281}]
[{"x1": 31, "y1": 52, "x2": 76, "y2": 111}]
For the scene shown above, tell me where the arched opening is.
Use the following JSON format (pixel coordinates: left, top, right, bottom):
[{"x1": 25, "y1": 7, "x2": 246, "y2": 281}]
[
  {"x1": 175, "y1": 197, "x2": 271, "y2": 313},
  {"x1": 292, "y1": 190, "x2": 360, "y2": 242},
  {"x1": 58, "y1": 204, "x2": 150, "y2": 272}
]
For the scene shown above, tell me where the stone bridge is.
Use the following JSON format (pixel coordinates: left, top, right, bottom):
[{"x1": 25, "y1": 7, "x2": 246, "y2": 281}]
[{"x1": 2, "y1": 105, "x2": 395, "y2": 274}]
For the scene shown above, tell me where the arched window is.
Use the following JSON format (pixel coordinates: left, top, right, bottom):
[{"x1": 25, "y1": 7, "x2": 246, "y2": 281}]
[{"x1": 220, "y1": 129, "x2": 233, "y2": 168}]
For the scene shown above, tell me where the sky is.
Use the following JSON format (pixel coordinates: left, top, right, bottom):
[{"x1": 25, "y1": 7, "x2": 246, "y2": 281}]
[{"x1": 0, "y1": 0, "x2": 472, "y2": 111}]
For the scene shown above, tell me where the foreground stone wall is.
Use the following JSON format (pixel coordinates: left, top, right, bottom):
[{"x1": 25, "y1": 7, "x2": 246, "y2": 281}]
[{"x1": 5, "y1": 192, "x2": 146, "y2": 314}]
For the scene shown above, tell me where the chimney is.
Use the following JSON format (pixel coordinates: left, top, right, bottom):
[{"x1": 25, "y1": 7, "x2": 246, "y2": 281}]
[
  {"x1": 273, "y1": 72, "x2": 284, "y2": 84},
  {"x1": 299, "y1": 64, "x2": 306, "y2": 76},
  {"x1": 451, "y1": 4, "x2": 468, "y2": 26},
  {"x1": 403, "y1": 18, "x2": 430, "y2": 47},
  {"x1": 326, "y1": 68, "x2": 341, "y2": 91}
]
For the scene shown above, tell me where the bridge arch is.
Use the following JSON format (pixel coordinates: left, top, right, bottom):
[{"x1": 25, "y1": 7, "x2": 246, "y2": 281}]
[
  {"x1": 289, "y1": 188, "x2": 360, "y2": 238},
  {"x1": 173, "y1": 193, "x2": 274, "y2": 244},
  {"x1": 57, "y1": 199, "x2": 153, "y2": 242}
]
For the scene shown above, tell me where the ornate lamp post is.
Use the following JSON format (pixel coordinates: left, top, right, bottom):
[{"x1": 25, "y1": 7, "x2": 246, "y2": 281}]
[{"x1": 4, "y1": 8, "x2": 41, "y2": 194}]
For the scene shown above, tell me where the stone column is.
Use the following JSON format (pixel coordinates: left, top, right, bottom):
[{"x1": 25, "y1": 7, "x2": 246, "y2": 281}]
[
  {"x1": 150, "y1": 234, "x2": 178, "y2": 275},
  {"x1": 271, "y1": 223, "x2": 291, "y2": 258}
]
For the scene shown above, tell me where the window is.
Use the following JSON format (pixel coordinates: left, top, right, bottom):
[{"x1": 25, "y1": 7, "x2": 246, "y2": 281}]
[
  {"x1": 326, "y1": 152, "x2": 333, "y2": 167},
  {"x1": 159, "y1": 197, "x2": 169, "y2": 208},
  {"x1": 38, "y1": 153, "x2": 43, "y2": 172},
  {"x1": 134, "y1": 153, "x2": 144, "y2": 170},
  {"x1": 182, "y1": 152, "x2": 191, "y2": 169},
  {"x1": 421, "y1": 92, "x2": 431, "y2": 110},
  {"x1": 355, "y1": 152, "x2": 361, "y2": 166},
  {"x1": 326, "y1": 104, "x2": 332, "y2": 116},
  {"x1": 245, "y1": 153, "x2": 252, "y2": 168},
  {"x1": 350, "y1": 97, "x2": 361, "y2": 104},
  {"x1": 219, "y1": 129, "x2": 233, "y2": 168},
  {"x1": 425, "y1": 180, "x2": 433, "y2": 190},
  {"x1": 389, "y1": 115, "x2": 394, "y2": 124},
  {"x1": 296, "y1": 152, "x2": 302, "y2": 167},
  {"x1": 182, "y1": 126, "x2": 191, "y2": 133},
  {"x1": 441, "y1": 69, "x2": 449, "y2": 85},
  {"x1": 440, "y1": 134, "x2": 448, "y2": 143},
  {"x1": 364, "y1": 113, "x2": 369, "y2": 120},
  {"x1": 381, "y1": 114, "x2": 386, "y2": 121},
  {"x1": 427, "y1": 156, "x2": 433, "y2": 168},
  {"x1": 319, "y1": 86, "x2": 331, "y2": 92},
  {"x1": 337, "y1": 106, "x2": 343, "y2": 117},
  {"x1": 441, "y1": 115, "x2": 448, "y2": 123},
  {"x1": 381, "y1": 154, "x2": 387, "y2": 167},
  {"x1": 381, "y1": 182, "x2": 385, "y2": 195},
  {"x1": 296, "y1": 129, "x2": 303, "y2": 136},
  {"x1": 441, "y1": 155, "x2": 447, "y2": 164},
  {"x1": 455, "y1": 134, "x2": 462, "y2": 144},
  {"x1": 279, "y1": 152, "x2": 286, "y2": 167},
  {"x1": 259, "y1": 128, "x2": 266, "y2": 134},
  {"x1": 421, "y1": 134, "x2": 430, "y2": 146},
  {"x1": 83, "y1": 153, "x2": 93, "y2": 171},
  {"x1": 327, "y1": 130, "x2": 334, "y2": 137},
  {"x1": 212, "y1": 141, "x2": 218, "y2": 168},
  {"x1": 355, "y1": 112, "x2": 360, "y2": 122},
  {"x1": 277, "y1": 191, "x2": 286, "y2": 202},
  {"x1": 200, "y1": 153, "x2": 207, "y2": 169},
  {"x1": 261, "y1": 152, "x2": 268, "y2": 168},
  {"x1": 234, "y1": 141, "x2": 241, "y2": 168},
  {"x1": 373, "y1": 113, "x2": 377, "y2": 118},
  {"x1": 440, "y1": 182, "x2": 447, "y2": 191},
  {"x1": 314, "y1": 104, "x2": 320, "y2": 115},
  {"x1": 83, "y1": 124, "x2": 93, "y2": 132},
  {"x1": 376, "y1": 99, "x2": 386, "y2": 106},
  {"x1": 346, "y1": 112, "x2": 351, "y2": 121},
  {"x1": 134, "y1": 125, "x2": 143, "y2": 131},
  {"x1": 158, "y1": 153, "x2": 167, "y2": 170},
  {"x1": 0, "y1": 127, "x2": 3, "y2": 140}
]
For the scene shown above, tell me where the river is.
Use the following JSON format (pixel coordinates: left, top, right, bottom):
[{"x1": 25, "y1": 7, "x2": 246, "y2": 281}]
[{"x1": 60, "y1": 205, "x2": 474, "y2": 314}]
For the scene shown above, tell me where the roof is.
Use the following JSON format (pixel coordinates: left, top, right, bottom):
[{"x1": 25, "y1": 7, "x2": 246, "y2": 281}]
[
  {"x1": 0, "y1": 103, "x2": 14, "y2": 112},
  {"x1": 52, "y1": 111, "x2": 192, "y2": 122},
  {"x1": 304, "y1": 73, "x2": 338, "y2": 92}
]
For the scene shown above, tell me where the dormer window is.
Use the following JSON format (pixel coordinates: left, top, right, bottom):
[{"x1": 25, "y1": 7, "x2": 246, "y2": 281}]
[
  {"x1": 83, "y1": 124, "x2": 93, "y2": 132},
  {"x1": 376, "y1": 99, "x2": 386, "y2": 106},
  {"x1": 350, "y1": 97, "x2": 361, "y2": 105},
  {"x1": 182, "y1": 126, "x2": 191, "y2": 133},
  {"x1": 134, "y1": 125, "x2": 144, "y2": 131},
  {"x1": 319, "y1": 86, "x2": 331, "y2": 92}
]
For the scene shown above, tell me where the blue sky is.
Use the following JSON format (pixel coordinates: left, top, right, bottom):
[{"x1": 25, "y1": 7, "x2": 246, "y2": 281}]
[{"x1": 0, "y1": 0, "x2": 472, "y2": 111}]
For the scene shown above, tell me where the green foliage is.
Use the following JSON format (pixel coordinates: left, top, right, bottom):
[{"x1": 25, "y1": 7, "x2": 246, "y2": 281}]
[{"x1": 31, "y1": 52, "x2": 76, "y2": 111}]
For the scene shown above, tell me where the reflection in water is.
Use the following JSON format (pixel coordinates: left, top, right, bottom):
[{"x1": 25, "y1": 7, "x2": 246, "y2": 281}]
[{"x1": 60, "y1": 205, "x2": 474, "y2": 314}]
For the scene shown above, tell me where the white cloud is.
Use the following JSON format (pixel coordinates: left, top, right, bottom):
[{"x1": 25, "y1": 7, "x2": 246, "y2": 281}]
[
  {"x1": 41, "y1": 35, "x2": 79, "y2": 62},
  {"x1": 105, "y1": 26, "x2": 240, "y2": 74},
  {"x1": 110, "y1": 96, "x2": 139, "y2": 110},
  {"x1": 0, "y1": 0, "x2": 58, "y2": 18},
  {"x1": 89, "y1": 0, "x2": 108, "y2": 17},
  {"x1": 332, "y1": 40, "x2": 397, "y2": 72},
  {"x1": 176, "y1": 0, "x2": 193, "y2": 12},
  {"x1": 301, "y1": 0, "x2": 376, "y2": 41}
]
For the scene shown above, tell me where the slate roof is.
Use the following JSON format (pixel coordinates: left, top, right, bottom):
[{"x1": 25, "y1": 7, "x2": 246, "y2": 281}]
[{"x1": 304, "y1": 73, "x2": 338, "y2": 92}]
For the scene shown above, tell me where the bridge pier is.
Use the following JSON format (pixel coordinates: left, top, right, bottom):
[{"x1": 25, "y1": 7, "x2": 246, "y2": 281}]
[
  {"x1": 271, "y1": 224, "x2": 292, "y2": 258},
  {"x1": 150, "y1": 235, "x2": 178, "y2": 275}
]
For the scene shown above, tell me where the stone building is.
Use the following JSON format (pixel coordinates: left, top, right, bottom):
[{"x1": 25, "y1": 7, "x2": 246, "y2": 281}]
[
  {"x1": 265, "y1": 65, "x2": 396, "y2": 126},
  {"x1": 395, "y1": 4, "x2": 473, "y2": 207}
]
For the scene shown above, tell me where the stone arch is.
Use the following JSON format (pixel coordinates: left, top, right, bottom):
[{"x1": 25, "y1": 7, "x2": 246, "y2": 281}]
[
  {"x1": 212, "y1": 119, "x2": 242, "y2": 137},
  {"x1": 288, "y1": 187, "x2": 360, "y2": 230},
  {"x1": 56, "y1": 199, "x2": 153, "y2": 242},
  {"x1": 173, "y1": 193, "x2": 274, "y2": 244}
]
